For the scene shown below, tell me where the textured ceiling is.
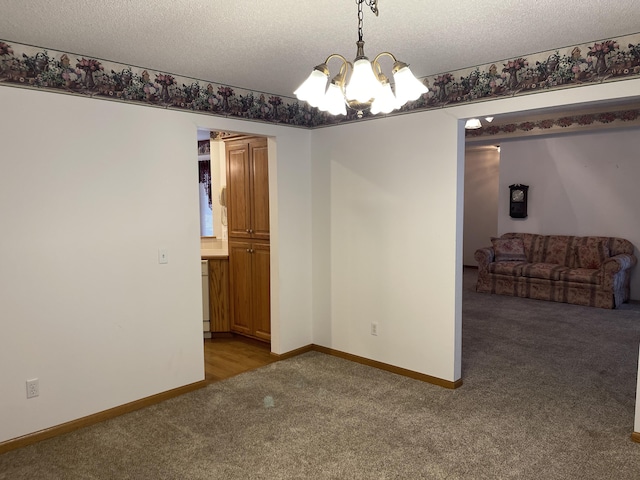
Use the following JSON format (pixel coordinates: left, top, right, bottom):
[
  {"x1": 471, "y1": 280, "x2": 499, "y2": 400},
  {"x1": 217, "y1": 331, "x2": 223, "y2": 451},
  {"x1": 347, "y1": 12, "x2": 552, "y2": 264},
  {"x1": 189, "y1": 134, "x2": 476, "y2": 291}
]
[{"x1": 1, "y1": 0, "x2": 639, "y2": 99}]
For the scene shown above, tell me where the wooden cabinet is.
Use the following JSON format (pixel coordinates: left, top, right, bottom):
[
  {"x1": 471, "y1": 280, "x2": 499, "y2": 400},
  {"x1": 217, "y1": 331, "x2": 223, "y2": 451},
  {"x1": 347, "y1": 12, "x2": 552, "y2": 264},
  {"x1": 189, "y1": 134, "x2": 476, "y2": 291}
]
[
  {"x1": 225, "y1": 137, "x2": 269, "y2": 241},
  {"x1": 208, "y1": 258, "x2": 230, "y2": 333},
  {"x1": 228, "y1": 241, "x2": 270, "y2": 341},
  {"x1": 226, "y1": 136, "x2": 271, "y2": 343},
  {"x1": 202, "y1": 260, "x2": 211, "y2": 338}
]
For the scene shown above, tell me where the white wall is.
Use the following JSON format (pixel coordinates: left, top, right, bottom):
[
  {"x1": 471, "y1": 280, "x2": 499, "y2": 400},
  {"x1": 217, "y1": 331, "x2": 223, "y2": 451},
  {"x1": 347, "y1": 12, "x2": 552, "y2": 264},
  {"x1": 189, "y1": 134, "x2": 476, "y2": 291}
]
[
  {"x1": 311, "y1": 111, "x2": 464, "y2": 382},
  {"x1": 0, "y1": 86, "x2": 313, "y2": 442},
  {"x1": 498, "y1": 128, "x2": 640, "y2": 300},
  {"x1": 3, "y1": 75, "x2": 640, "y2": 442},
  {"x1": 463, "y1": 146, "x2": 500, "y2": 265},
  {"x1": 310, "y1": 78, "x2": 640, "y2": 388}
]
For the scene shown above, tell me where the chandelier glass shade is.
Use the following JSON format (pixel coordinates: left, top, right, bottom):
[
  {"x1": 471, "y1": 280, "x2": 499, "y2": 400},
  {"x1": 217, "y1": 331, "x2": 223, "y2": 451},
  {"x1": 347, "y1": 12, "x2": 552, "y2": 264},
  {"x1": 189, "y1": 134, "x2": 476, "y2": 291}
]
[{"x1": 294, "y1": 0, "x2": 428, "y2": 117}]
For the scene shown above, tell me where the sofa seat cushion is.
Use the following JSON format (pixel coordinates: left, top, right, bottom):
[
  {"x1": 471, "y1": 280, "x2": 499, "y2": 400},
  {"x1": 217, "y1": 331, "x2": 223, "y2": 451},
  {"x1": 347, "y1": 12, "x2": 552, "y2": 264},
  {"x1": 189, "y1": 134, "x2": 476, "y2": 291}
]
[
  {"x1": 521, "y1": 263, "x2": 568, "y2": 281},
  {"x1": 559, "y1": 268, "x2": 602, "y2": 285},
  {"x1": 488, "y1": 261, "x2": 526, "y2": 276}
]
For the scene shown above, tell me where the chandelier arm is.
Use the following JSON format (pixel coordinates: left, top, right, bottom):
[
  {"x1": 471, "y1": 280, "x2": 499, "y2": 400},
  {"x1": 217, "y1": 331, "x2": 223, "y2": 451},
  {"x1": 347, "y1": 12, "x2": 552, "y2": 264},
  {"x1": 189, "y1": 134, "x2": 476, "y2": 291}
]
[
  {"x1": 323, "y1": 54, "x2": 351, "y2": 89},
  {"x1": 372, "y1": 52, "x2": 397, "y2": 81},
  {"x1": 338, "y1": 61, "x2": 350, "y2": 82},
  {"x1": 372, "y1": 52, "x2": 398, "y2": 67},
  {"x1": 324, "y1": 53, "x2": 350, "y2": 66}
]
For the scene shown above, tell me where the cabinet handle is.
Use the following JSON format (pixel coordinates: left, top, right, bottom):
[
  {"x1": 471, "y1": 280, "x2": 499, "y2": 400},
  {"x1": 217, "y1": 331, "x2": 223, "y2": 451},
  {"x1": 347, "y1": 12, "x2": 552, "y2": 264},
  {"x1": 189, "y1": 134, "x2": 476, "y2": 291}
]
[
  {"x1": 246, "y1": 229, "x2": 250, "y2": 233},
  {"x1": 246, "y1": 248, "x2": 251, "y2": 253},
  {"x1": 249, "y1": 229, "x2": 254, "y2": 234}
]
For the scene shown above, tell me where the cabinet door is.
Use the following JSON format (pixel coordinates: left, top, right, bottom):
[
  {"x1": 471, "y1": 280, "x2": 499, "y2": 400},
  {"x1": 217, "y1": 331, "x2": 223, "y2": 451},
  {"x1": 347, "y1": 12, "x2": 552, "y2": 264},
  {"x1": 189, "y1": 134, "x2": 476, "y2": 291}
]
[
  {"x1": 250, "y1": 139, "x2": 270, "y2": 241},
  {"x1": 228, "y1": 241, "x2": 252, "y2": 336},
  {"x1": 208, "y1": 258, "x2": 230, "y2": 332},
  {"x1": 251, "y1": 243, "x2": 271, "y2": 341},
  {"x1": 226, "y1": 142, "x2": 251, "y2": 239}
]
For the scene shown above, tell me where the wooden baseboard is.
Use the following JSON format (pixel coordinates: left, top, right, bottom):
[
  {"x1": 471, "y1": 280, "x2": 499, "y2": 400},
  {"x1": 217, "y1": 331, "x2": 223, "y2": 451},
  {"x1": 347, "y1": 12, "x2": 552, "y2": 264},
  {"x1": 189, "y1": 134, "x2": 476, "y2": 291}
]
[
  {"x1": 632, "y1": 432, "x2": 640, "y2": 443},
  {"x1": 209, "y1": 332, "x2": 234, "y2": 339},
  {"x1": 275, "y1": 344, "x2": 462, "y2": 389},
  {"x1": 0, "y1": 380, "x2": 207, "y2": 455},
  {"x1": 311, "y1": 345, "x2": 463, "y2": 389},
  {"x1": 271, "y1": 344, "x2": 315, "y2": 360}
]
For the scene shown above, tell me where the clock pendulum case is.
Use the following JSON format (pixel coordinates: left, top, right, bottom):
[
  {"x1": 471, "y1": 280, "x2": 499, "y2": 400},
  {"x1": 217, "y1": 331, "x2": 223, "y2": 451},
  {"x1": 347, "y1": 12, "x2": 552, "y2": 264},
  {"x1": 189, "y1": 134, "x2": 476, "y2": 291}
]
[{"x1": 509, "y1": 184, "x2": 529, "y2": 218}]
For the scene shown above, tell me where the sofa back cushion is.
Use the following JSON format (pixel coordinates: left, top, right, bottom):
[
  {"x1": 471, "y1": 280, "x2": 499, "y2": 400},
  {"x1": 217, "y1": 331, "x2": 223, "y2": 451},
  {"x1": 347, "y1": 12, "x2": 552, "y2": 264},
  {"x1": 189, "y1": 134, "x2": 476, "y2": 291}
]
[
  {"x1": 501, "y1": 233, "x2": 570, "y2": 264},
  {"x1": 500, "y1": 233, "x2": 633, "y2": 267},
  {"x1": 575, "y1": 242, "x2": 610, "y2": 269},
  {"x1": 541, "y1": 235, "x2": 576, "y2": 265},
  {"x1": 491, "y1": 237, "x2": 527, "y2": 262}
]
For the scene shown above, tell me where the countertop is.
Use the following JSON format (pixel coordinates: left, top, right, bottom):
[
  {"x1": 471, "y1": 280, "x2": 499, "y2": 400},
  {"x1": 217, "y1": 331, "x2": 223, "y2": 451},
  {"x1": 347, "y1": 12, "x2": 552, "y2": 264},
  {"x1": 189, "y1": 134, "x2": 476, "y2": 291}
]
[
  {"x1": 200, "y1": 238, "x2": 228, "y2": 259},
  {"x1": 201, "y1": 249, "x2": 229, "y2": 259}
]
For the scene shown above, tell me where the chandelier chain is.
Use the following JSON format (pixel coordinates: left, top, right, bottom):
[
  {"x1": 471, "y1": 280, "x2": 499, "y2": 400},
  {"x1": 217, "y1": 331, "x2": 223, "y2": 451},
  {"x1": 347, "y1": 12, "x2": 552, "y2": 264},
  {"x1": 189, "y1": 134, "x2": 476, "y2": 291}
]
[
  {"x1": 365, "y1": 0, "x2": 379, "y2": 15},
  {"x1": 356, "y1": 0, "x2": 378, "y2": 42}
]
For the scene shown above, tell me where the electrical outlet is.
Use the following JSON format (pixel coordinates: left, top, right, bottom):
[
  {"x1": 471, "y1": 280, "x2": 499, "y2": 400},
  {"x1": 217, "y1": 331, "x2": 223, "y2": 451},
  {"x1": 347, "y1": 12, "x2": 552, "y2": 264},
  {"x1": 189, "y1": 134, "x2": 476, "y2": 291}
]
[
  {"x1": 371, "y1": 322, "x2": 378, "y2": 336},
  {"x1": 26, "y1": 378, "x2": 39, "y2": 399}
]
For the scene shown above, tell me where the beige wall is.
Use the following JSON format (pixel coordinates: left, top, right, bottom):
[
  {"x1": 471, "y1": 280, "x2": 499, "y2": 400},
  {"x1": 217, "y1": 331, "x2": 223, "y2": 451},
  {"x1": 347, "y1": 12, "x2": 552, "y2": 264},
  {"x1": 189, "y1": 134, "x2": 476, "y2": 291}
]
[
  {"x1": 310, "y1": 110, "x2": 465, "y2": 382},
  {"x1": 463, "y1": 146, "x2": 500, "y2": 265},
  {"x1": 0, "y1": 86, "x2": 313, "y2": 442}
]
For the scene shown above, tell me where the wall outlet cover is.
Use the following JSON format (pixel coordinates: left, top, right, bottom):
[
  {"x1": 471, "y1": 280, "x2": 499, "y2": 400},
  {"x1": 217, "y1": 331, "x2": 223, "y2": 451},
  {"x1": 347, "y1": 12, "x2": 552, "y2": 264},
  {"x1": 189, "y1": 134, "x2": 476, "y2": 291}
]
[{"x1": 26, "y1": 378, "x2": 39, "y2": 399}]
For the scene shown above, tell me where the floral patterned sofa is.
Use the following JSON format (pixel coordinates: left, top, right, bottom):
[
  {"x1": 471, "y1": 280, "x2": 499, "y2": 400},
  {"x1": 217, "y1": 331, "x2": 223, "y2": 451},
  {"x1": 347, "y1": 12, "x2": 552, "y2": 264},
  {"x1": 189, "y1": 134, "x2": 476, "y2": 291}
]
[{"x1": 475, "y1": 233, "x2": 637, "y2": 309}]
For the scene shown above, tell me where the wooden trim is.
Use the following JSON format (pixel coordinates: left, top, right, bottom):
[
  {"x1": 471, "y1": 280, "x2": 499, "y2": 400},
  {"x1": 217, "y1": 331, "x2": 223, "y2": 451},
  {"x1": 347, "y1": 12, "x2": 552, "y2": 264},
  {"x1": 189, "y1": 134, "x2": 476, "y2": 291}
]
[
  {"x1": 210, "y1": 332, "x2": 234, "y2": 339},
  {"x1": 632, "y1": 432, "x2": 640, "y2": 443},
  {"x1": 276, "y1": 344, "x2": 463, "y2": 389},
  {"x1": 0, "y1": 380, "x2": 207, "y2": 455},
  {"x1": 271, "y1": 344, "x2": 315, "y2": 360},
  {"x1": 311, "y1": 345, "x2": 463, "y2": 389}
]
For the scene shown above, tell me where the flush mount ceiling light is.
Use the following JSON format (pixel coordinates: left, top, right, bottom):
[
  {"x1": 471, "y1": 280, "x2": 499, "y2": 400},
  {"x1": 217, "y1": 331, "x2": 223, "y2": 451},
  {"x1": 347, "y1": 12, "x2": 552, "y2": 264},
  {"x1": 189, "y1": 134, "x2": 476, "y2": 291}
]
[
  {"x1": 464, "y1": 116, "x2": 495, "y2": 129},
  {"x1": 294, "y1": 0, "x2": 428, "y2": 118},
  {"x1": 464, "y1": 118, "x2": 482, "y2": 129}
]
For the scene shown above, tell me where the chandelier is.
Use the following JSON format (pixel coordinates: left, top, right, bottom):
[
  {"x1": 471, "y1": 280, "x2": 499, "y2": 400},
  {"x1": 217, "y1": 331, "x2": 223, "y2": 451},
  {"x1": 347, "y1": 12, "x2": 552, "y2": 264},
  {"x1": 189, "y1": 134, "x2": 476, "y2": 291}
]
[{"x1": 294, "y1": 0, "x2": 428, "y2": 118}]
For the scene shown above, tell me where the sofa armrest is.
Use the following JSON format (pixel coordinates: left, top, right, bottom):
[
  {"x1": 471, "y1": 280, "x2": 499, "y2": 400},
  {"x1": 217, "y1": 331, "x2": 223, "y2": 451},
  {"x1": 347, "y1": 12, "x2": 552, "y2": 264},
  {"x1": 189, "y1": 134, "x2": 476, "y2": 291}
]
[
  {"x1": 603, "y1": 253, "x2": 637, "y2": 274},
  {"x1": 474, "y1": 247, "x2": 495, "y2": 269},
  {"x1": 602, "y1": 254, "x2": 637, "y2": 295}
]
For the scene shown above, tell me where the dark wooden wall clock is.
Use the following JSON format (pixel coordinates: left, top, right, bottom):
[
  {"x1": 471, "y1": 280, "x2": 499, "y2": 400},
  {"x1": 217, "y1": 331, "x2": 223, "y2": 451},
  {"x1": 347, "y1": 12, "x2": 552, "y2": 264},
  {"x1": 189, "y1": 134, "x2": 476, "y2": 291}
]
[{"x1": 509, "y1": 184, "x2": 529, "y2": 218}]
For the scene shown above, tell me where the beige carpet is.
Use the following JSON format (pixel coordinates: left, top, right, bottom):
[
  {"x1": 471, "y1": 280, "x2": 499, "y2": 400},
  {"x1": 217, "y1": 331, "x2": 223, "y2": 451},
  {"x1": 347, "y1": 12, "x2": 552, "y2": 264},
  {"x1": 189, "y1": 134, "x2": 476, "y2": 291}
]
[{"x1": 2, "y1": 268, "x2": 640, "y2": 479}]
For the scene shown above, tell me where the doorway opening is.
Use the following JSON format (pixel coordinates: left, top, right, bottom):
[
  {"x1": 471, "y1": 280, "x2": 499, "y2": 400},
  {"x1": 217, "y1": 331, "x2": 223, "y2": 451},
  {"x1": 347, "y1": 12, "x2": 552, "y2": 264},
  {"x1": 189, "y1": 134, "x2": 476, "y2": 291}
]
[{"x1": 196, "y1": 128, "x2": 273, "y2": 379}]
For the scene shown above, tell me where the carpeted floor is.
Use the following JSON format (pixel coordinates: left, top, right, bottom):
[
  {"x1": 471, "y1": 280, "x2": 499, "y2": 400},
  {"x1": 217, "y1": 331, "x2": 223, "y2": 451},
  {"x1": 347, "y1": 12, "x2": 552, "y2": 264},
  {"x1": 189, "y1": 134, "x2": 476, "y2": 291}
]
[{"x1": 2, "y1": 268, "x2": 640, "y2": 479}]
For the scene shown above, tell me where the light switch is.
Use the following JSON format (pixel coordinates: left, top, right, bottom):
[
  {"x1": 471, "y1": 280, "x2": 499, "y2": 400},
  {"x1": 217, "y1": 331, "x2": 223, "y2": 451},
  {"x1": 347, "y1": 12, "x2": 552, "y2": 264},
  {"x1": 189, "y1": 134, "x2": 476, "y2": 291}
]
[{"x1": 158, "y1": 249, "x2": 169, "y2": 264}]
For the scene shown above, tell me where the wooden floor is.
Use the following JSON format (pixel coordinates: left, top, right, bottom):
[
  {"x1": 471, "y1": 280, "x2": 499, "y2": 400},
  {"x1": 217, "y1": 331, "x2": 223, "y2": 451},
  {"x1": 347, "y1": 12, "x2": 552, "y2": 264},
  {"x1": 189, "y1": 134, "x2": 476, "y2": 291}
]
[{"x1": 203, "y1": 335, "x2": 276, "y2": 383}]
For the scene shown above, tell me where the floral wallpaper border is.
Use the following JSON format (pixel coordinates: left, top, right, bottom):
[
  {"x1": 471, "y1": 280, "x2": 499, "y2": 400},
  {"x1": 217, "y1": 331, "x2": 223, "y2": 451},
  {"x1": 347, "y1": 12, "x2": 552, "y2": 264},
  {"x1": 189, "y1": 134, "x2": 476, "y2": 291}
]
[
  {"x1": 466, "y1": 107, "x2": 640, "y2": 142},
  {"x1": 1, "y1": 32, "x2": 639, "y2": 129}
]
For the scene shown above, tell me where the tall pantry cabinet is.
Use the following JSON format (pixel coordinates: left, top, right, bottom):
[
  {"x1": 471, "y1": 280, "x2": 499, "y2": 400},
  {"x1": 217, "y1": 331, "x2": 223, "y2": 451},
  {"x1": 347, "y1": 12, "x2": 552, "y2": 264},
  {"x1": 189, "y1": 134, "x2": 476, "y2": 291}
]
[{"x1": 225, "y1": 137, "x2": 271, "y2": 342}]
